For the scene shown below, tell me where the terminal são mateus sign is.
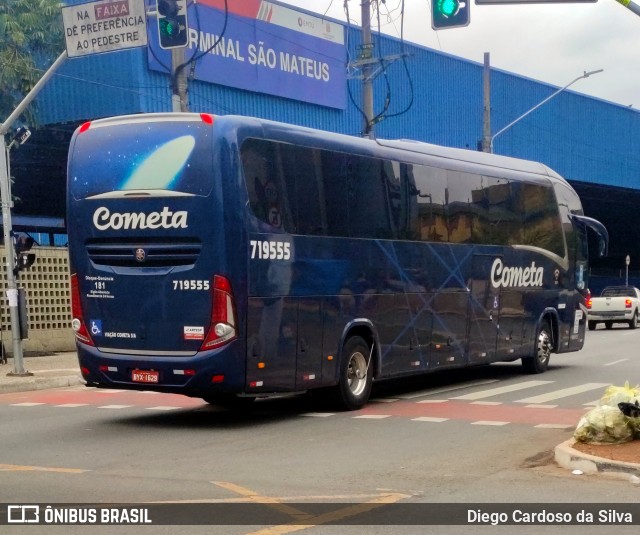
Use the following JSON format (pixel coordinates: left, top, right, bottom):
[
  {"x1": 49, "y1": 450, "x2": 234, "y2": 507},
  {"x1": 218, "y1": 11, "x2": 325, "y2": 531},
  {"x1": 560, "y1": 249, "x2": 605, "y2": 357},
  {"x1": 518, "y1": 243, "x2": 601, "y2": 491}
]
[
  {"x1": 62, "y1": 0, "x2": 148, "y2": 58},
  {"x1": 146, "y1": 0, "x2": 347, "y2": 110}
]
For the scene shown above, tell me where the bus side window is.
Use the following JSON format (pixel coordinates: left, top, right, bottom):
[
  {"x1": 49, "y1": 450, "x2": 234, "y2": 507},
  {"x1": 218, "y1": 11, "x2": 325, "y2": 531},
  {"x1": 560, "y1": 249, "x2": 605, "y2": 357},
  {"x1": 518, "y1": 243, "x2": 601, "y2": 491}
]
[
  {"x1": 278, "y1": 144, "x2": 325, "y2": 235},
  {"x1": 410, "y1": 164, "x2": 447, "y2": 243},
  {"x1": 241, "y1": 139, "x2": 292, "y2": 232},
  {"x1": 516, "y1": 182, "x2": 565, "y2": 257},
  {"x1": 346, "y1": 155, "x2": 393, "y2": 239}
]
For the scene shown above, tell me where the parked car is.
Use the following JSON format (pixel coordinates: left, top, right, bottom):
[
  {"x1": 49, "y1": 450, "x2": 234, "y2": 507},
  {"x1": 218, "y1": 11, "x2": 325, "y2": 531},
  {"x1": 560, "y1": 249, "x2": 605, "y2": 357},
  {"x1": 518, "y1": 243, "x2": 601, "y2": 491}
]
[{"x1": 587, "y1": 286, "x2": 640, "y2": 330}]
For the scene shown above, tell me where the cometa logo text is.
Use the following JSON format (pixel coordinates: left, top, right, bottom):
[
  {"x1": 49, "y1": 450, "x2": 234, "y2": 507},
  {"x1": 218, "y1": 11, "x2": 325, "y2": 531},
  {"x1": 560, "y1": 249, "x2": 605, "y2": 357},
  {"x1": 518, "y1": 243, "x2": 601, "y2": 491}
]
[
  {"x1": 93, "y1": 207, "x2": 188, "y2": 230},
  {"x1": 490, "y1": 258, "x2": 544, "y2": 288}
]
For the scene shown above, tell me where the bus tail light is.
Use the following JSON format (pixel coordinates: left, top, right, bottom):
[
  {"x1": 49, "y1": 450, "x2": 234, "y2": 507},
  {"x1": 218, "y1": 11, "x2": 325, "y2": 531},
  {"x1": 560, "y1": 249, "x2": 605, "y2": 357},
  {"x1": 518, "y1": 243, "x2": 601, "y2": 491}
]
[
  {"x1": 200, "y1": 275, "x2": 237, "y2": 350},
  {"x1": 70, "y1": 274, "x2": 95, "y2": 346}
]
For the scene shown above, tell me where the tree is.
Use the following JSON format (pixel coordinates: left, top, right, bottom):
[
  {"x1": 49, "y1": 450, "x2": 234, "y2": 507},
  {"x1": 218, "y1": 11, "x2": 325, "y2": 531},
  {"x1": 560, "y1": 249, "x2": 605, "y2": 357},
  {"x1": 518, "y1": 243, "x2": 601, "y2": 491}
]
[{"x1": 0, "y1": 0, "x2": 64, "y2": 126}]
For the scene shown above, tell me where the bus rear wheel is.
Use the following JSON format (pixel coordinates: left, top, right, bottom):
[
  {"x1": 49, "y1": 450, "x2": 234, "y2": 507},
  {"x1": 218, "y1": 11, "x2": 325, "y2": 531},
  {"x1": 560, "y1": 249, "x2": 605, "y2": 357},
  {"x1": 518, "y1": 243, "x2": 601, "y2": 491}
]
[
  {"x1": 522, "y1": 320, "x2": 551, "y2": 374},
  {"x1": 331, "y1": 335, "x2": 373, "y2": 411}
]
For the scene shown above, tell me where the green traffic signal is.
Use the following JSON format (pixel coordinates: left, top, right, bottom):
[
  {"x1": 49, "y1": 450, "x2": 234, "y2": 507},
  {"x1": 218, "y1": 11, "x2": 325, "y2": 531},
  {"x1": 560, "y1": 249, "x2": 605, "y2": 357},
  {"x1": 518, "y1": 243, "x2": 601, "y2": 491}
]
[
  {"x1": 157, "y1": 0, "x2": 189, "y2": 49},
  {"x1": 437, "y1": 0, "x2": 460, "y2": 17},
  {"x1": 159, "y1": 19, "x2": 179, "y2": 38},
  {"x1": 431, "y1": 0, "x2": 469, "y2": 30}
]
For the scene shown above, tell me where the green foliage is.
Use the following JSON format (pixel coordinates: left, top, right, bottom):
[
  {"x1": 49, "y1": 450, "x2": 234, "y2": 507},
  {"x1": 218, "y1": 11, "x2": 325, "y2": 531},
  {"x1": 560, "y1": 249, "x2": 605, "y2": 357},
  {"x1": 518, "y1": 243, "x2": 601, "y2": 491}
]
[{"x1": 0, "y1": 0, "x2": 64, "y2": 126}]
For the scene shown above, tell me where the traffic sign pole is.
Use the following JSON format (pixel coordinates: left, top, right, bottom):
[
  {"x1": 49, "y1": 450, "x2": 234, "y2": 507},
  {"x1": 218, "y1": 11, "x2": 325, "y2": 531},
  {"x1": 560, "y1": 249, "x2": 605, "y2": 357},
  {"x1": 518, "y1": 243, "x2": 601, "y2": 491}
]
[{"x1": 1, "y1": 51, "x2": 67, "y2": 376}]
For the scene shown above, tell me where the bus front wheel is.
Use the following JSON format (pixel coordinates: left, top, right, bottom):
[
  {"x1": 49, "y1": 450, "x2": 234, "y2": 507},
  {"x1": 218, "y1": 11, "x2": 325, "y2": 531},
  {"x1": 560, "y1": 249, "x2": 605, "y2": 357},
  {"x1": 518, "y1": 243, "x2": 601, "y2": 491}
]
[
  {"x1": 332, "y1": 335, "x2": 373, "y2": 411},
  {"x1": 522, "y1": 321, "x2": 551, "y2": 374}
]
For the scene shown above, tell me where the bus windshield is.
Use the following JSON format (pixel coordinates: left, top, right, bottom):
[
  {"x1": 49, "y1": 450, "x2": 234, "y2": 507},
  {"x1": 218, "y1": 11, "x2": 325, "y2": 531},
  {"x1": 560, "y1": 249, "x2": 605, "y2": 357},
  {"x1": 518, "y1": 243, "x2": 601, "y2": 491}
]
[{"x1": 68, "y1": 119, "x2": 214, "y2": 199}]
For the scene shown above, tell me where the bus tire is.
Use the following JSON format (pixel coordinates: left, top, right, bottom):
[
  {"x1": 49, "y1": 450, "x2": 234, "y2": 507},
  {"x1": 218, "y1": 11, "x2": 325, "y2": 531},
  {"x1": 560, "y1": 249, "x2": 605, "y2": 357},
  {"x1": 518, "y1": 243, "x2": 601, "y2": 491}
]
[
  {"x1": 522, "y1": 320, "x2": 551, "y2": 374},
  {"x1": 332, "y1": 335, "x2": 373, "y2": 411}
]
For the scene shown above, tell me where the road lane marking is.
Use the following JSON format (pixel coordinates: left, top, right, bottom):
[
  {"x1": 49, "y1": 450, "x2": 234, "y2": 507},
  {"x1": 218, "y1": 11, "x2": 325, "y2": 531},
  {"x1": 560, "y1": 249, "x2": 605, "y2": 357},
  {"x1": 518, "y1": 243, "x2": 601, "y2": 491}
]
[
  {"x1": 604, "y1": 359, "x2": 629, "y2": 366},
  {"x1": 97, "y1": 404, "x2": 132, "y2": 409},
  {"x1": 411, "y1": 416, "x2": 449, "y2": 422},
  {"x1": 399, "y1": 379, "x2": 499, "y2": 399},
  {"x1": 535, "y1": 424, "x2": 573, "y2": 429},
  {"x1": 514, "y1": 383, "x2": 610, "y2": 404},
  {"x1": 210, "y1": 482, "x2": 409, "y2": 535},
  {"x1": 451, "y1": 380, "x2": 552, "y2": 401},
  {"x1": 471, "y1": 421, "x2": 509, "y2": 426},
  {"x1": 0, "y1": 464, "x2": 89, "y2": 473},
  {"x1": 146, "y1": 406, "x2": 181, "y2": 411},
  {"x1": 54, "y1": 403, "x2": 88, "y2": 408},
  {"x1": 10, "y1": 402, "x2": 46, "y2": 407},
  {"x1": 352, "y1": 415, "x2": 390, "y2": 419},
  {"x1": 301, "y1": 413, "x2": 335, "y2": 417}
]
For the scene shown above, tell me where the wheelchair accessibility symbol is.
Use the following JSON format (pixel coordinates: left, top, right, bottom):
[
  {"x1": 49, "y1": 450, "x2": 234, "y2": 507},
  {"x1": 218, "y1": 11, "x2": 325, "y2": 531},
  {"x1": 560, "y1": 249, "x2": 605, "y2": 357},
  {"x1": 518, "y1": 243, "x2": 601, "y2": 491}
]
[{"x1": 90, "y1": 320, "x2": 102, "y2": 336}]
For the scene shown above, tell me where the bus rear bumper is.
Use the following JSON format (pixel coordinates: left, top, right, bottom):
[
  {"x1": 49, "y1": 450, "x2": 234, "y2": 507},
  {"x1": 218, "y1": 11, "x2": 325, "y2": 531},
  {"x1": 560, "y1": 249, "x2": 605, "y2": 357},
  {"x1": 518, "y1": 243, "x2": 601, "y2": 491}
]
[{"x1": 76, "y1": 343, "x2": 245, "y2": 397}]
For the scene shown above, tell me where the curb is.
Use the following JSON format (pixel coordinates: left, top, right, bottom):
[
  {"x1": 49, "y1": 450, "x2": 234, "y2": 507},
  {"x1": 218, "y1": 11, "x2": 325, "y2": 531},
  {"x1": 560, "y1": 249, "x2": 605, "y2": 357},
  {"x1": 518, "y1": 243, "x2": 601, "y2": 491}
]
[
  {"x1": 0, "y1": 375, "x2": 85, "y2": 394},
  {"x1": 554, "y1": 438, "x2": 640, "y2": 480}
]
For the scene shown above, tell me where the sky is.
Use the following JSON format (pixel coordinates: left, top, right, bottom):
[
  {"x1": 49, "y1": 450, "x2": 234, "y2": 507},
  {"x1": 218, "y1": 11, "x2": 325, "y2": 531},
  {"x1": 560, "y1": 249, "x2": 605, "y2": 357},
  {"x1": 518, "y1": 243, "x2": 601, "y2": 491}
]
[{"x1": 282, "y1": 0, "x2": 640, "y2": 109}]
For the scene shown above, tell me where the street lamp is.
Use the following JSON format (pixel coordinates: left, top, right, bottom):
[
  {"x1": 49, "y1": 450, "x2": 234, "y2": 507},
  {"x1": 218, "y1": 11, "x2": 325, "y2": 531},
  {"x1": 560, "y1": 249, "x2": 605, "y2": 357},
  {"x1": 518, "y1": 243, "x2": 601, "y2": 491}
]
[{"x1": 490, "y1": 69, "x2": 604, "y2": 153}]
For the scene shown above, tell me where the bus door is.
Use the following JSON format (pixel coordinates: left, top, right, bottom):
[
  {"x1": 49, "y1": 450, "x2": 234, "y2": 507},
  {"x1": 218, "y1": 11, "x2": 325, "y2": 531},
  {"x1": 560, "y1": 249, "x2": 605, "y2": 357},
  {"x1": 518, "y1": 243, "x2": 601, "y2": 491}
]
[
  {"x1": 495, "y1": 289, "x2": 526, "y2": 358},
  {"x1": 467, "y1": 254, "x2": 500, "y2": 364},
  {"x1": 246, "y1": 295, "x2": 324, "y2": 393},
  {"x1": 247, "y1": 260, "x2": 298, "y2": 392},
  {"x1": 429, "y1": 290, "x2": 468, "y2": 369}
]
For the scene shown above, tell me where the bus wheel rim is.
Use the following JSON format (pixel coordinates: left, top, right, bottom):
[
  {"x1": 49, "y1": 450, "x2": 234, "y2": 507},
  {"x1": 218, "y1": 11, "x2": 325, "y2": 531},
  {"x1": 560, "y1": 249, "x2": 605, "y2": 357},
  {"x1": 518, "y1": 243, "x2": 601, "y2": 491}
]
[
  {"x1": 537, "y1": 330, "x2": 551, "y2": 364},
  {"x1": 347, "y1": 351, "x2": 368, "y2": 396}
]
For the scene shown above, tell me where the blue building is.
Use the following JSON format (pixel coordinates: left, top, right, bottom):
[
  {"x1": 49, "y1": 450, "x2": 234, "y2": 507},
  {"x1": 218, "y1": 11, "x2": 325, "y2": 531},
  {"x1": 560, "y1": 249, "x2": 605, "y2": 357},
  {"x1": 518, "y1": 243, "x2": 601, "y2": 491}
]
[{"x1": 12, "y1": 0, "x2": 640, "y2": 283}]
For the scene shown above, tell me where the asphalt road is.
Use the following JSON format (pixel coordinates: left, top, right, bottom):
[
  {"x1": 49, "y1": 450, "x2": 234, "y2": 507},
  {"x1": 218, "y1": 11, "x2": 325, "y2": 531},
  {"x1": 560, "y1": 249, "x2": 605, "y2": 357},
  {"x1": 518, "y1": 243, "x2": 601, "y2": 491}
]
[{"x1": 1, "y1": 324, "x2": 639, "y2": 534}]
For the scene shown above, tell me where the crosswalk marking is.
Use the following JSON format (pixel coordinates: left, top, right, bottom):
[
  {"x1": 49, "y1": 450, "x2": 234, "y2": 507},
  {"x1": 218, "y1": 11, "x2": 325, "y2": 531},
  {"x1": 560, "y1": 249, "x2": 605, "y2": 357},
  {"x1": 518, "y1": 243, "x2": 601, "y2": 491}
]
[
  {"x1": 400, "y1": 379, "x2": 499, "y2": 399},
  {"x1": 471, "y1": 421, "x2": 509, "y2": 426},
  {"x1": 451, "y1": 380, "x2": 552, "y2": 401},
  {"x1": 514, "y1": 383, "x2": 610, "y2": 404}
]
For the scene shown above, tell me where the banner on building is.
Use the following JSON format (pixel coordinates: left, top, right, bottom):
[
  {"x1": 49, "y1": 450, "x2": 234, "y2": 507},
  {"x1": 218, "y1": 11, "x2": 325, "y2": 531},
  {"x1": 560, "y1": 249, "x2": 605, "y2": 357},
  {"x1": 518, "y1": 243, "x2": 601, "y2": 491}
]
[{"x1": 147, "y1": 0, "x2": 347, "y2": 109}]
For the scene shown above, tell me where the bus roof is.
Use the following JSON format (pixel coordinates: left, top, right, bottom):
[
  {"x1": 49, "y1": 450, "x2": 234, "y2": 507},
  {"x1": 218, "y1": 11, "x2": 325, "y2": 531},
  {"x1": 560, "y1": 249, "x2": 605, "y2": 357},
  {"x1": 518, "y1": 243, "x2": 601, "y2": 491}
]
[{"x1": 80, "y1": 112, "x2": 566, "y2": 184}]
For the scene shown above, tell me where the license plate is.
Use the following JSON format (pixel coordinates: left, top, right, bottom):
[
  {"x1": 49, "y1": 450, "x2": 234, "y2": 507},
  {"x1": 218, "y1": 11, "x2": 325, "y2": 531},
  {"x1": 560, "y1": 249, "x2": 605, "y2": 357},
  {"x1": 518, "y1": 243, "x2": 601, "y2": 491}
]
[{"x1": 132, "y1": 369, "x2": 159, "y2": 383}]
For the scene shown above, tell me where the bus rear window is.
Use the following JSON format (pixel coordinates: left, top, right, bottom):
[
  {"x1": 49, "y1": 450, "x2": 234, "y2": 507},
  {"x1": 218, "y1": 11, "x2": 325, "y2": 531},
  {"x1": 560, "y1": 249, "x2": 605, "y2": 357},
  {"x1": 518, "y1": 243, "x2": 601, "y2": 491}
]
[{"x1": 69, "y1": 120, "x2": 214, "y2": 199}]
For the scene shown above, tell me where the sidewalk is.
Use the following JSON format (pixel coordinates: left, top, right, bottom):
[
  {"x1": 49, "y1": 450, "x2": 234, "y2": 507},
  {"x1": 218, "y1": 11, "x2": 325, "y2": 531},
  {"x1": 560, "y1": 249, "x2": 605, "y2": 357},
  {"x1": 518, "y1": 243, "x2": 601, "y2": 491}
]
[
  {"x1": 0, "y1": 351, "x2": 84, "y2": 393},
  {"x1": 1, "y1": 352, "x2": 638, "y2": 480}
]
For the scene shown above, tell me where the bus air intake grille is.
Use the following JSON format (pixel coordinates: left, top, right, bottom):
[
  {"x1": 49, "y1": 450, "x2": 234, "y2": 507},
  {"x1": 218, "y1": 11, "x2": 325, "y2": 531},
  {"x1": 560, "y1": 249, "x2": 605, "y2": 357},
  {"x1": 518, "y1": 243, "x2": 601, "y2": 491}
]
[{"x1": 86, "y1": 240, "x2": 202, "y2": 268}]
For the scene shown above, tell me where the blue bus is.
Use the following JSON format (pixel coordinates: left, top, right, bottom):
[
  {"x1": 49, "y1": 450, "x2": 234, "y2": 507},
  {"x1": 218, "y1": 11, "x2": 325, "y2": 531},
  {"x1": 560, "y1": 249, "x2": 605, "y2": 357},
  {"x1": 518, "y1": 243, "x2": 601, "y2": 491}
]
[{"x1": 67, "y1": 113, "x2": 608, "y2": 410}]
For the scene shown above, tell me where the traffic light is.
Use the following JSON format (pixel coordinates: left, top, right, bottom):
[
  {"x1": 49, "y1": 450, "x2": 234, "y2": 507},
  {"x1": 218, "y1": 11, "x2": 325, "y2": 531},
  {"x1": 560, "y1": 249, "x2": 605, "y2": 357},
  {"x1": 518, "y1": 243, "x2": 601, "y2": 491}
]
[
  {"x1": 157, "y1": 0, "x2": 189, "y2": 49},
  {"x1": 431, "y1": 0, "x2": 469, "y2": 30},
  {"x1": 13, "y1": 233, "x2": 36, "y2": 275}
]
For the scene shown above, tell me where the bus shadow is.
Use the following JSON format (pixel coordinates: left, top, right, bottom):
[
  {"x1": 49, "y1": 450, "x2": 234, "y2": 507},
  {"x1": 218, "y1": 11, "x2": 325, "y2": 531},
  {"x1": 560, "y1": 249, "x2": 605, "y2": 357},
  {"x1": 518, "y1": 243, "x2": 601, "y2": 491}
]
[
  {"x1": 110, "y1": 361, "x2": 572, "y2": 429},
  {"x1": 111, "y1": 395, "x2": 322, "y2": 430}
]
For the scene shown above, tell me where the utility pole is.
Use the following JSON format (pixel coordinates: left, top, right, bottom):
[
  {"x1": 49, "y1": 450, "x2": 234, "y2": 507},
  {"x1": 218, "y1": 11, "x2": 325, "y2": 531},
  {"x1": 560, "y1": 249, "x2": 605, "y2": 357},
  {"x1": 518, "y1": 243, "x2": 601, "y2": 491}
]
[
  {"x1": 481, "y1": 52, "x2": 491, "y2": 153},
  {"x1": 361, "y1": 0, "x2": 374, "y2": 137},
  {"x1": 172, "y1": 48, "x2": 189, "y2": 112},
  {"x1": 0, "y1": 51, "x2": 68, "y2": 376}
]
